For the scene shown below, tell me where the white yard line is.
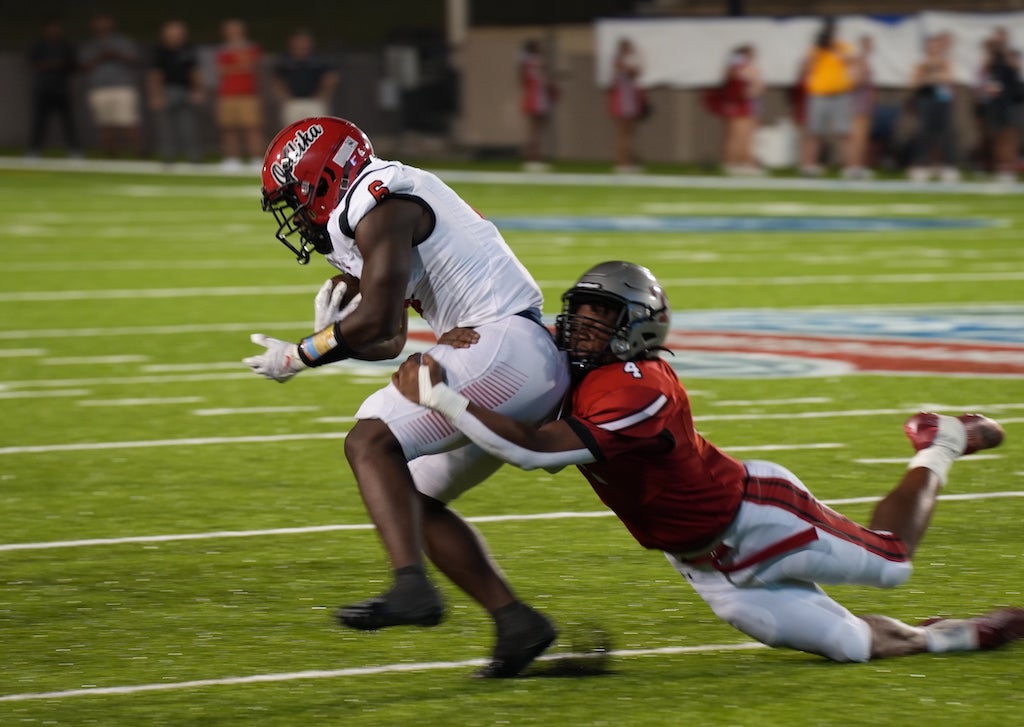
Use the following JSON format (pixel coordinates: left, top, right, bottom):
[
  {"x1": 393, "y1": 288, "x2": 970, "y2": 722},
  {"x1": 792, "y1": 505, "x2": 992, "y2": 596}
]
[
  {"x1": 0, "y1": 321, "x2": 312, "y2": 340},
  {"x1": 78, "y1": 397, "x2": 204, "y2": 407},
  {"x1": 0, "y1": 370, "x2": 333, "y2": 389},
  {"x1": 4, "y1": 272, "x2": 1024, "y2": 305},
  {"x1": 42, "y1": 355, "x2": 149, "y2": 366},
  {"x1": 0, "y1": 348, "x2": 45, "y2": 357},
  {"x1": 856, "y1": 454, "x2": 1004, "y2": 464},
  {"x1": 0, "y1": 641, "x2": 767, "y2": 703},
  {"x1": 0, "y1": 285, "x2": 314, "y2": 303},
  {"x1": 0, "y1": 432, "x2": 347, "y2": 456},
  {"x1": 712, "y1": 397, "x2": 833, "y2": 407},
  {"x1": 697, "y1": 404, "x2": 1024, "y2": 422},
  {"x1": 0, "y1": 389, "x2": 91, "y2": 399},
  {"x1": 537, "y1": 271, "x2": 1024, "y2": 288},
  {"x1": 3, "y1": 492, "x2": 1022, "y2": 554},
  {"x1": 192, "y1": 406, "x2": 319, "y2": 416},
  {"x1": 0, "y1": 435, "x2": 836, "y2": 457}
]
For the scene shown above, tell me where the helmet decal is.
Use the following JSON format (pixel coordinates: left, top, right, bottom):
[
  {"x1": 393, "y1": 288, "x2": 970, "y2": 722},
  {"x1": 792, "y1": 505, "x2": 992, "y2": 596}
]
[
  {"x1": 332, "y1": 135, "x2": 360, "y2": 168},
  {"x1": 270, "y1": 123, "x2": 324, "y2": 186},
  {"x1": 260, "y1": 117, "x2": 374, "y2": 264}
]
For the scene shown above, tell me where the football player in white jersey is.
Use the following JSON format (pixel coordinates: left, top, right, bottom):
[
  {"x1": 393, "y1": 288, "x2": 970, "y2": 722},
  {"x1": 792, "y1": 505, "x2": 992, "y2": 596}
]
[{"x1": 243, "y1": 117, "x2": 570, "y2": 677}]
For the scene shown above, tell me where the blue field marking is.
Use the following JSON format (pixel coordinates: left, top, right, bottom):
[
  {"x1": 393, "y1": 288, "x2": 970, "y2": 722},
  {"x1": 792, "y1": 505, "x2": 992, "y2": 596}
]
[
  {"x1": 491, "y1": 216, "x2": 994, "y2": 233},
  {"x1": 672, "y1": 307, "x2": 1024, "y2": 344}
]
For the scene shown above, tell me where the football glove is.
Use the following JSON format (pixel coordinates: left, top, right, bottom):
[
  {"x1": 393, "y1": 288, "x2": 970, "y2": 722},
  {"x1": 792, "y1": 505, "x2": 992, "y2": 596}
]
[
  {"x1": 243, "y1": 333, "x2": 307, "y2": 382},
  {"x1": 313, "y1": 279, "x2": 362, "y2": 331}
]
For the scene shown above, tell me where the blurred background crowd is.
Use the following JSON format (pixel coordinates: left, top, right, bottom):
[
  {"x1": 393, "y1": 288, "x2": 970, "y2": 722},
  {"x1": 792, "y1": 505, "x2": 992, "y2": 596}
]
[{"x1": 5, "y1": 0, "x2": 1024, "y2": 181}]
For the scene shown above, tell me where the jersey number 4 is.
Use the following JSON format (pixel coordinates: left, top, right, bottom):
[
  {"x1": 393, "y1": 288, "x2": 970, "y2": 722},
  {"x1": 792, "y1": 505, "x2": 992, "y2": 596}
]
[{"x1": 623, "y1": 362, "x2": 643, "y2": 379}]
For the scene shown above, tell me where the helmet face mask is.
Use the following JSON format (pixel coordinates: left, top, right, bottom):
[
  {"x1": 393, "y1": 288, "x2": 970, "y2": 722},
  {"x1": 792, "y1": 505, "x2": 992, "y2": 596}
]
[
  {"x1": 260, "y1": 117, "x2": 373, "y2": 264},
  {"x1": 261, "y1": 183, "x2": 328, "y2": 265},
  {"x1": 555, "y1": 261, "x2": 671, "y2": 376}
]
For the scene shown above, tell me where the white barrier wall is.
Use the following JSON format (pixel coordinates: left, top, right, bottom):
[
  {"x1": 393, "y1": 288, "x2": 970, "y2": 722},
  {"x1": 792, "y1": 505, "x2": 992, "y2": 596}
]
[
  {"x1": 457, "y1": 11, "x2": 1024, "y2": 164},
  {"x1": 594, "y1": 11, "x2": 1024, "y2": 88}
]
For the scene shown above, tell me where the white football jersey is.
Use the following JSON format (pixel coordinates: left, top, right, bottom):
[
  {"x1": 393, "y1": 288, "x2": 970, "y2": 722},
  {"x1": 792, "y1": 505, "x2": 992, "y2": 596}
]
[{"x1": 325, "y1": 158, "x2": 543, "y2": 335}]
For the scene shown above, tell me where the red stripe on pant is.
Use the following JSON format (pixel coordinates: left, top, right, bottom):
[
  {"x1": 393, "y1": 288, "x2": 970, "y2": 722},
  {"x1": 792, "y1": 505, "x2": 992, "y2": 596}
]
[{"x1": 745, "y1": 475, "x2": 909, "y2": 563}]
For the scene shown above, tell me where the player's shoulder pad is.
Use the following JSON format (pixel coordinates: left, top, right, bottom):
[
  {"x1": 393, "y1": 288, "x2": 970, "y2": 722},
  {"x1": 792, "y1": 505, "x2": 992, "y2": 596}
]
[
  {"x1": 578, "y1": 360, "x2": 670, "y2": 402},
  {"x1": 339, "y1": 161, "x2": 413, "y2": 237}
]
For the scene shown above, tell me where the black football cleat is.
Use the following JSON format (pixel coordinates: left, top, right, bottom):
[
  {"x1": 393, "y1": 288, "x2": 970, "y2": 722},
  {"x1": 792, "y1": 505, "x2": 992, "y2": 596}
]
[
  {"x1": 336, "y1": 594, "x2": 444, "y2": 631},
  {"x1": 474, "y1": 604, "x2": 557, "y2": 679}
]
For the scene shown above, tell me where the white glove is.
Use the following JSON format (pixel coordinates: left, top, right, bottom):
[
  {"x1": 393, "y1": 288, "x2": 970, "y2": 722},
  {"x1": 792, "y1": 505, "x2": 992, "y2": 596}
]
[
  {"x1": 313, "y1": 279, "x2": 362, "y2": 331},
  {"x1": 243, "y1": 333, "x2": 307, "y2": 382}
]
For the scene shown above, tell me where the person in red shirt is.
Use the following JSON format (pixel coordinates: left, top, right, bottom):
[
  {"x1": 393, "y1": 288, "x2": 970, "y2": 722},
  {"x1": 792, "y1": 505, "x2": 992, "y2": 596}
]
[
  {"x1": 606, "y1": 38, "x2": 646, "y2": 173},
  {"x1": 518, "y1": 39, "x2": 556, "y2": 171},
  {"x1": 394, "y1": 260, "x2": 1023, "y2": 664},
  {"x1": 215, "y1": 18, "x2": 263, "y2": 168},
  {"x1": 718, "y1": 44, "x2": 764, "y2": 176}
]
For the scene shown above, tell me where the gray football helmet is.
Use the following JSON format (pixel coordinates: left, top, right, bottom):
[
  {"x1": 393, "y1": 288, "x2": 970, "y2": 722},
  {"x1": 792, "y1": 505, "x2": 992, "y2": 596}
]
[{"x1": 555, "y1": 261, "x2": 671, "y2": 375}]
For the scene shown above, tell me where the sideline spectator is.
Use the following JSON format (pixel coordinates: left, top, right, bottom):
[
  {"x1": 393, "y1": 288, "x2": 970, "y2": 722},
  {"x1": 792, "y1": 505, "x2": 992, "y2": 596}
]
[
  {"x1": 606, "y1": 37, "x2": 646, "y2": 173},
  {"x1": 215, "y1": 18, "x2": 263, "y2": 169},
  {"x1": 519, "y1": 39, "x2": 557, "y2": 171},
  {"x1": 79, "y1": 14, "x2": 142, "y2": 157},
  {"x1": 148, "y1": 20, "x2": 204, "y2": 164},
  {"x1": 844, "y1": 35, "x2": 876, "y2": 179},
  {"x1": 273, "y1": 29, "x2": 338, "y2": 127},
  {"x1": 908, "y1": 33, "x2": 959, "y2": 183},
  {"x1": 717, "y1": 44, "x2": 764, "y2": 176},
  {"x1": 798, "y1": 18, "x2": 857, "y2": 176},
  {"x1": 26, "y1": 19, "x2": 81, "y2": 159},
  {"x1": 976, "y1": 27, "x2": 1023, "y2": 183}
]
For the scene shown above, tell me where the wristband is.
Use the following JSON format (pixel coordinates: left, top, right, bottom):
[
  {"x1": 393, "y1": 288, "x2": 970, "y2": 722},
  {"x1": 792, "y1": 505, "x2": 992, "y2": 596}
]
[
  {"x1": 297, "y1": 324, "x2": 358, "y2": 367},
  {"x1": 419, "y1": 364, "x2": 469, "y2": 419}
]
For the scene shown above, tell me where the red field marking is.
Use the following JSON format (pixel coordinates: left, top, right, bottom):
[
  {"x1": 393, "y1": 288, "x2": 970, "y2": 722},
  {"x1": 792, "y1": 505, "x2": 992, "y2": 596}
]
[{"x1": 667, "y1": 330, "x2": 1024, "y2": 375}]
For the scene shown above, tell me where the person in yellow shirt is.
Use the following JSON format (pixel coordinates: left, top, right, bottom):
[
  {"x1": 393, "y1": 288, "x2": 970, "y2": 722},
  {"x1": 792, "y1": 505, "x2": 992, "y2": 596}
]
[{"x1": 799, "y1": 18, "x2": 859, "y2": 175}]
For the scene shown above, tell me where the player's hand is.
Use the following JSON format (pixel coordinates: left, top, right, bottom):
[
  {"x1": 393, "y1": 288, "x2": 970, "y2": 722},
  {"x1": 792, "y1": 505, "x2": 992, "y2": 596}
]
[
  {"x1": 393, "y1": 353, "x2": 445, "y2": 402},
  {"x1": 313, "y1": 279, "x2": 362, "y2": 331},
  {"x1": 436, "y1": 327, "x2": 479, "y2": 349},
  {"x1": 243, "y1": 334, "x2": 307, "y2": 382}
]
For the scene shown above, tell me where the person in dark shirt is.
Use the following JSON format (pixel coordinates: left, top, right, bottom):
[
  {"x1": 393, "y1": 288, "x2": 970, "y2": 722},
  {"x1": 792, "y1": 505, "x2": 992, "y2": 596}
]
[
  {"x1": 148, "y1": 20, "x2": 205, "y2": 164},
  {"x1": 977, "y1": 27, "x2": 1024, "y2": 183},
  {"x1": 27, "y1": 19, "x2": 81, "y2": 158},
  {"x1": 272, "y1": 29, "x2": 337, "y2": 127},
  {"x1": 79, "y1": 14, "x2": 142, "y2": 157}
]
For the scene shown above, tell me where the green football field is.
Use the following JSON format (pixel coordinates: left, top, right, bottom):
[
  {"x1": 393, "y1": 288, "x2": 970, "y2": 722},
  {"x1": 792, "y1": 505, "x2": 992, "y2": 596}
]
[{"x1": 1, "y1": 164, "x2": 1023, "y2": 726}]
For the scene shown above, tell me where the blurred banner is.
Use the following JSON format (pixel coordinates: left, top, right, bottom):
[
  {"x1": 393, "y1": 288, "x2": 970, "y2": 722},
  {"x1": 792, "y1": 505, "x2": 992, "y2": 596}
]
[{"x1": 595, "y1": 11, "x2": 1024, "y2": 89}]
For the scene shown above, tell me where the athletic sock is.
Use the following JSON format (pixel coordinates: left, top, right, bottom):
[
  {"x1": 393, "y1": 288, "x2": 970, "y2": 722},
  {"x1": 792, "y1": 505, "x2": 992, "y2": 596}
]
[
  {"x1": 494, "y1": 601, "x2": 529, "y2": 628},
  {"x1": 907, "y1": 415, "x2": 967, "y2": 485},
  {"x1": 923, "y1": 620, "x2": 980, "y2": 652},
  {"x1": 387, "y1": 564, "x2": 439, "y2": 611}
]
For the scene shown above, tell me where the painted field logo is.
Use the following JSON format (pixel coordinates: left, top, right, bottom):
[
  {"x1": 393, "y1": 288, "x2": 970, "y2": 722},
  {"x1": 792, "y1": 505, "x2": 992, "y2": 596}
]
[
  {"x1": 664, "y1": 307, "x2": 1024, "y2": 378},
  {"x1": 364, "y1": 307, "x2": 1024, "y2": 380}
]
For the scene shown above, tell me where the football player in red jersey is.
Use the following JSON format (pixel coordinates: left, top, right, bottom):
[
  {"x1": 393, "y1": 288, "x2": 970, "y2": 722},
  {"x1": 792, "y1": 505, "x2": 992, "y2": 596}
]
[{"x1": 394, "y1": 260, "x2": 1023, "y2": 662}]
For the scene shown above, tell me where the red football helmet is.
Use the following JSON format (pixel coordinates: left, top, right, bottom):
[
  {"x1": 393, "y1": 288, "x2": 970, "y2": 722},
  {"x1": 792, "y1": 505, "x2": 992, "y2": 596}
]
[{"x1": 261, "y1": 116, "x2": 373, "y2": 264}]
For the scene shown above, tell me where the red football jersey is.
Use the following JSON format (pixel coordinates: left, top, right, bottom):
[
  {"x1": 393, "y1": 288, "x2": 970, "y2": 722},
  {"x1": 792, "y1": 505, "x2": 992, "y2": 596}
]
[{"x1": 565, "y1": 358, "x2": 746, "y2": 553}]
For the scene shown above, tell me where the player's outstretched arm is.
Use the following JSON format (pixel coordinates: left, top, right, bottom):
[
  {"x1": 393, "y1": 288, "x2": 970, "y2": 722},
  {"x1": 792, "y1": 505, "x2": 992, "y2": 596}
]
[{"x1": 394, "y1": 353, "x2": 595, "y2": 471}]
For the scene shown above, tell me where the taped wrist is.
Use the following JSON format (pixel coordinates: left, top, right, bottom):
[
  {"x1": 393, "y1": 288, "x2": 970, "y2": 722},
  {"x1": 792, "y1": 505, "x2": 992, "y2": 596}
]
[
  {"x1": 418, "y1": 365, "x2": 469, "y2": 419},
  {"x1": 297, "y1": 324, "x2": 358, "y2": 367}
]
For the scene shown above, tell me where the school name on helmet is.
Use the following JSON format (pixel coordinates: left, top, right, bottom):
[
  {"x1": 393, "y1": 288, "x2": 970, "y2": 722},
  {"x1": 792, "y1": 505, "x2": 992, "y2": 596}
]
[{"x1": 270, "y1": 123, "x2": 325, "y2": 185}]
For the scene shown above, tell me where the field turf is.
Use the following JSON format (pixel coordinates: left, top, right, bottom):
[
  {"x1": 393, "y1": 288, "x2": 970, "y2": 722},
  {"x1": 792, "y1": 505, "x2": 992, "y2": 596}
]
[{"x1": 1, "y1": 164, "x2": 1022, "y2": 725}]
